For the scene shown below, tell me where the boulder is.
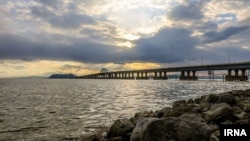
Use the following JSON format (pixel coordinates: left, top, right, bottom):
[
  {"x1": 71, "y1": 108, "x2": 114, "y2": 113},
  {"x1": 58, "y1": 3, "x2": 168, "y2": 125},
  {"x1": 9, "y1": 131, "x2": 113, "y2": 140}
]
[
  {"x1": 137, "y1": 117, "x2": 211, "y2": 141},
  {"x1": 130, "y1": 111, "x2": 155, "y2": 125},
  {"x1": 203, "y1": 103, "x2": 235, "y2": 123},
  {"x1": 157, "y1": 107, "x2": 173, "y2": 118},
  {"x1": 244, "y1": 103, "x2": 250, "y2": 113},
  {"x1": 108, "y1": 118, "x2": 134, "y2": 138},
  {"x1": 217, "y1": 93, "x2": 236, "y2": 105},
  {"x1": 171, "y1": 104, "x2": 195, "y2": 117},
  {"x1": 240, "y1": 89, "x2": 250, "y2": 97},
  {"x1": 202, "y1": 94, "x2": 219, "y2": 104},
  {"x1": 130, "y1": 118, "x2": 158, "y2": 141},
  {"x1": 173, "y1": 100, "x2": 186, "y2": 108},
  {"x1": 179, "y1": 113, "x2": 206, "y2": 123},
  {"x1": 231, "y1": 90, "x2": 241, "y2": 96}
]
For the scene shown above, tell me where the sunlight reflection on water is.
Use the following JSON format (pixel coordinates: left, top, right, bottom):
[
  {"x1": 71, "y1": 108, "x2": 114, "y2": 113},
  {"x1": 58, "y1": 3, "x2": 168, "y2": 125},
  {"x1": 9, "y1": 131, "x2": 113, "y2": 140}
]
[{"x1": 0, "y1": 79, "x2": 249, "y2": 140}]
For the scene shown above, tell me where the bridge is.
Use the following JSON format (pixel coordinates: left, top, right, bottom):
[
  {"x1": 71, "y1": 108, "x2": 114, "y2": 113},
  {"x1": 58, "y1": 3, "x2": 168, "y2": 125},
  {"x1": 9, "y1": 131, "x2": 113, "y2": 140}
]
[{"x1": 79, "y1": 61, "x2": 250, "y2": 81}]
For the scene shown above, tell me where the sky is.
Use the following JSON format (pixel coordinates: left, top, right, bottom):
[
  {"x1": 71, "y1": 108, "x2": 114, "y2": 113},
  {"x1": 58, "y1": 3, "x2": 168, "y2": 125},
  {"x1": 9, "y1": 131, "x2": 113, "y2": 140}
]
[{"x1": 0, "y1": 0, "x2": 250, "y2": 78}]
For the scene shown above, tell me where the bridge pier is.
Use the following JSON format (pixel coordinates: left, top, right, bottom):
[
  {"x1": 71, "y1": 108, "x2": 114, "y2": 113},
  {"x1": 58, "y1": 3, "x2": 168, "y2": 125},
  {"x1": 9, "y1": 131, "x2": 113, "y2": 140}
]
[
  {"x1": 225, "y1": 69, "x2": 248, "y2": 81},
  {"x1": 179, "y1": 70, "x2": 198, "y2": 80},
  {"x1": 153, "y1": 71, "x2": 168, "y2": 80}
]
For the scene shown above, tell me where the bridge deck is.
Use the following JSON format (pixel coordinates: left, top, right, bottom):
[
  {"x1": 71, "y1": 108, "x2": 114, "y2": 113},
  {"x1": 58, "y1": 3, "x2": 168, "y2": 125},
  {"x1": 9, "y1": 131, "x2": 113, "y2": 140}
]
[{"x1": 79, "y1": 61, "x2": 250, "y2": 81}]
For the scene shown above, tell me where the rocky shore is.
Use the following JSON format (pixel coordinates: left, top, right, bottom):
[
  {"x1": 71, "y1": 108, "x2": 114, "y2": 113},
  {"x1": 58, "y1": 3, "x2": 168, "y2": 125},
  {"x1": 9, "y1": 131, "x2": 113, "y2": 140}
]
[{"x1": 67, "y1": 89, "x2": 250, "y2": 141}]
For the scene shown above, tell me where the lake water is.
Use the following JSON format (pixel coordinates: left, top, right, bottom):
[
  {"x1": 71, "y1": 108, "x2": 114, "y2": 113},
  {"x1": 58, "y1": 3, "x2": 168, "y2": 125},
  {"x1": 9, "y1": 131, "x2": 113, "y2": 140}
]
[{"x1": 0, "y1": 79, "x2": 250, "y2": 141}]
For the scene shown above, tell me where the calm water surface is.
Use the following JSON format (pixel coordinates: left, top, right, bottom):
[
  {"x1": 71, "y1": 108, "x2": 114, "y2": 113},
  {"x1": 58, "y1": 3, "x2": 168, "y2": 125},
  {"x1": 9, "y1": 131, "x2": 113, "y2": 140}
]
[{"x1": 0, "y1": 79, "x2": 250, "y2": 140}]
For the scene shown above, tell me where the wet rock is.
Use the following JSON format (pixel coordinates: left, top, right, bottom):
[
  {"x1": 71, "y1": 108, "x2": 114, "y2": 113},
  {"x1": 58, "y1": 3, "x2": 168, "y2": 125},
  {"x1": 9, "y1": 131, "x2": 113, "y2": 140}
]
[
  {"x1": 171, "y1": 104, "x2": 195, "y2": 117},
  {"x1": 236, "y1": 119, "x2": 250, "y2": 124},
  {"x1": 173, "y1": 99, "x2": 186, "y2": 108},
  {"x1": 244, "y1": 103, "x2": 250, "y2": 112},
  {"x1": 187, "y1": 98, "x2": 194, "y2": 104},
  {"x1": 204, "y1": 103, "x2": 235, "y2": 123},
  {"x1": 194, "y1": 97, "x2": 202, "y2": 104},
  {"x1": 157, "y1": 107, "x2": 172, "y2": 118},
  {"x1": 130, "y1": 118, "x2": 157, "y2": 141},
  {"x1": 210, "y1": 130, "x2": 219, "y2": 141},
  {"x1": 231, "y1": 90, "x2": 241, "y2": 96},
  {"x1": 108, "y1": 118, "x2": 134, "y2": 139},
  {"x1": 217, "y1": 93, "x2": 236, "y2": 105},
  {"x1": 179, "y1": 113, "x2": 206, "y2": 123},
  {"x1": 140, "y1": 117, "x2": 211, "y2": 141},
  {"x1": 130, "y1": 111, "x2": 155, "y2": 125},
  {"x1": 106, "y1": 89, "x2": 250, "y2": 141},
  {"x1": 240, "y1": 89, "x2": 250, "y2": 96},
  {"x1": 202, "y1": 94, "x2": 219, "y2": 104}
]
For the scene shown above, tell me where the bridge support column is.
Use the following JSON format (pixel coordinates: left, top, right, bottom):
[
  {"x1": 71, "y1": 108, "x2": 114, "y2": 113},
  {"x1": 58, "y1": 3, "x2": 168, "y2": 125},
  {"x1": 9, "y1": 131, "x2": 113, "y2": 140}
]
[
  {"x1": 192, "y1": 71, "x2": 198, "y2": 80},
  {"x1": 164, "y1": 72, "x2": 167, "y2": 78},
  {"x1": 225, "y1": 69, "x2": 248, "y2": 81},
  {"x1": 179, "y1": 70, "x2": 198, "y2": 80}
]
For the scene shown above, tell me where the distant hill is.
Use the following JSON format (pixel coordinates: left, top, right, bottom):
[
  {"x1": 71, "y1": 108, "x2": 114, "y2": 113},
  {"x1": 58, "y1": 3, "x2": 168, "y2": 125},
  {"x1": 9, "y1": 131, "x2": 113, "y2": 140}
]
[{"x1": 48, "y1": 74, "x2": 77, "y2": 79}]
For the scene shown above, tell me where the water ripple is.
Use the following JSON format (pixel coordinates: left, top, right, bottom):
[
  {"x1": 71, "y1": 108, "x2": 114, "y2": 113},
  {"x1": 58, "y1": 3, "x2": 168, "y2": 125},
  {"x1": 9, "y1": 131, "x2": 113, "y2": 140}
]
[{"x1": 0, "y1": 79, "x2": 250, "y2": 140}]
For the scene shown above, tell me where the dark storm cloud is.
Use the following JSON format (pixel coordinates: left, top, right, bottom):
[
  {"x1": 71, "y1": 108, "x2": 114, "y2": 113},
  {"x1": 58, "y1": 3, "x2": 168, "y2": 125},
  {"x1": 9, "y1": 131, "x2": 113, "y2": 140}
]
[
  {"x1": 198, "y1": 45, "x2": 250, "y2": 64},
  {"x1": 168, "y1": 0, "x2": 207, "y2": 21},
  {"x1": 0, "y1": 34, "x2": 123, "y2": 63},
  {"x1": 202, "y1": 26, "x2": 250, "y2": 43},
  {"x1": 0, "y1": 28, "x2": 199, "y2": 64},
  {"x1": 124, "y1": 28, "x2": 199, "y2": 63},
  {"x1": 0, "y1": 26, "x2": 249, "y2": 65},
  {"x1": 31, "y1": 4, "x2": 96, "y2": 29}
]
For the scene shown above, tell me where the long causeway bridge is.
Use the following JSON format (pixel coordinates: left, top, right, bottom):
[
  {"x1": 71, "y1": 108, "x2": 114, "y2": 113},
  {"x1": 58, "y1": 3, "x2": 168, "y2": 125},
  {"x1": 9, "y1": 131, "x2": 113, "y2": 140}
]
[{"x1": 79, "y1": 61, "x2": 250, "y2": 81}]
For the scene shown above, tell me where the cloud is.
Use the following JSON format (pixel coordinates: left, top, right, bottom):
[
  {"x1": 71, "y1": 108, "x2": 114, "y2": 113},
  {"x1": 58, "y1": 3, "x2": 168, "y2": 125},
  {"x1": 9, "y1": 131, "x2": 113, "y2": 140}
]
[
  {"x1": 0, "y1": 27, "x2": 199, "y2": 64},
  {"x1": 167, "y1": 0, "x2": 208, "y2": 21},
  {"x1": 48, "y1": 13, "x2": 96, "y2": 28},
  {"x1": 36, "y1": 0, "x2": 63, "y2": 10},
  {"x1": 1, "y1": 0, "x2": 250, "y2": 73},
  {"x1": 31, "y1": 6, "x2": 96, "y2": 29},
  {"x1": 125, "y1": 27, "x2": 199, "y2": 63},
  {"x1": 202, "y1": 26, "x2": 250, "y2": 43},
  {"x1": 0, "y1": 33, "x2": 124, "y2": 63},
  {"x1": 31, "y1": 6, "x2": 56, "y2": 19}
]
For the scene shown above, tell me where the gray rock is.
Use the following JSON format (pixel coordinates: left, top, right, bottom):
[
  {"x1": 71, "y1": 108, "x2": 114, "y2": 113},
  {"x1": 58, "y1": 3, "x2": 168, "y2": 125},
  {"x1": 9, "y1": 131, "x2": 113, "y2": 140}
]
[
  {"x1": 108, "y1": 118, "x2": 134, "y2": 138},
  {"x1": 210, "y1": 131, "x2": 219, "y2": 141},
  {"x1": 171, "y1": 104, "x2": 195, "y2": 117},
  {"x1": 130, "y1": 111, "x2": 155, "y2": 125},
  {"x1": 140, "y1": 117, "x2": 211, "y2": 141},
  {"x1": 187, "y1": 98, "x2": 194, "y2": 104},
  {"x1": 157, "y1": 107, "x2": 173, "y2": 118},
  {"x1": 173, "y1": 100, "x2": 186, "y2": 108},
  {"x1": 244, "y1": 103, "x2": 250, "y2": 112},
  {"x1": 217, "y1": 93, "x2": 236, "y2": 105},
  {"x1": 130, "y1": 118, "x2": 157, "y2": 141},
  {"x1": 231, "y1": 90, "x2": 241, "y2": 96},
  {"x1": 240, "y1": 89, "x2": 250, "y2": 97},
  {"x1": 202, "y1": 94, "x2": 219, "y2": 104},
  {"x1": 179, "y1": 113, "x2": 206, "y2": 123},
  {"x1": 204, "y1": 103, "x2": 235, "y2": 123}
]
